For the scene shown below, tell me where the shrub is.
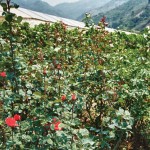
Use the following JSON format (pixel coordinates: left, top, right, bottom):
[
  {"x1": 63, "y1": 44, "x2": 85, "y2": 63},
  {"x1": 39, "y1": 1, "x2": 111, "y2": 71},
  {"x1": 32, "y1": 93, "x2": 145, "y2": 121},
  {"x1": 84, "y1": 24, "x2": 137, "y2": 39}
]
[{"x1": 0, "y1": 1, "x2": 149, "y2": 149}]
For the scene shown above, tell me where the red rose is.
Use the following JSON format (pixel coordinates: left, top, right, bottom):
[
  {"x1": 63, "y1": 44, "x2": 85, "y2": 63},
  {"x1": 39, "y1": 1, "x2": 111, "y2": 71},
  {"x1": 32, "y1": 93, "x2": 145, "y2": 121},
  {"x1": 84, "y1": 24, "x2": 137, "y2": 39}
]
[
  {"x1": 5, "y1": 117, "x2": 19, "y2": 127},
  {"x1": 0, "y1": 72, "x2": 6, "y2": 77},
  {"x1": 100, "y1": 16, "x2": 106, "y2": 23},
  {"x1": 14, "y1": 114, "x2": 21, "y2": 121},
  {"x1": 71, "y1": 93, "x2": 76, "y2": 100},
  {"x1": 52, "y1": 118, "x2": 62, "y2": 131},
  {"x1": 52, "y1": 118, "x2": 57, "y2": 123},
  {"x1": 44, "y1": 119, "x2": 62, "y2": 131},
  {"x1": 57, "y1": 64, "x2": 61, "y2": 70},
  {"x1": 61, "y1": 95, "x2": 66, "y2": 101},
  {"x1": 43, "y1": 69, "x2": 47, "y2": 75},
  {"x1": 53, "y1": 121, "x2": 62, "y2": 131}
]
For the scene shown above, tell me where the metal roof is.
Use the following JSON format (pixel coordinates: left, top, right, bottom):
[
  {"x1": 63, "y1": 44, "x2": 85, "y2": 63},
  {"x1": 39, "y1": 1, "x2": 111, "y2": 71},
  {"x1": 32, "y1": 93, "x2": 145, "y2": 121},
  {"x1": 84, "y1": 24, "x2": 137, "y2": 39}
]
[{"x1": 0, "y1": 6, "x2": 86, "y2": 28}]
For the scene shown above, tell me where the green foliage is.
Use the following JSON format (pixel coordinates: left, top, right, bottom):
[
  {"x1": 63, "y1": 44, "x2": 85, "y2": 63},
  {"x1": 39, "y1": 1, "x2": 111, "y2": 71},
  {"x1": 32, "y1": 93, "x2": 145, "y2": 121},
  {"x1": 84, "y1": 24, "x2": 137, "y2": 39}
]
[
  {"x1": 0, "y1": 0, "x2": 150, "y2": 149},
  {"x1": 82, "y1": 13, "x2": 94, "y2": 27}
]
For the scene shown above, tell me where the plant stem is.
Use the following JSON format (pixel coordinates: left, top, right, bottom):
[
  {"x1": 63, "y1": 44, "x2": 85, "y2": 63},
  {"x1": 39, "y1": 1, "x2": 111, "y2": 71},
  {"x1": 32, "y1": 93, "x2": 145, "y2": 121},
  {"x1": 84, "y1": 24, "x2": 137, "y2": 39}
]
[
  {"x1": 11, "y1": 128, "x2": 13, "y2": 141},
  {"x1": 113, "y1": 132, "x2": 123, "y2": 150},
  {"x1": 71, "y1": 102, "x2": 75, "y2": 120}
]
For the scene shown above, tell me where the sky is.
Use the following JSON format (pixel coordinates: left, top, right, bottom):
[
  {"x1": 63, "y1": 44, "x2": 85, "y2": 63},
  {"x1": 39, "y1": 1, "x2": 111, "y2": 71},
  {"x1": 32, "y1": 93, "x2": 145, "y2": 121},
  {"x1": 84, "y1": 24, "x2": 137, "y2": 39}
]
[{"x1": 42, "y1": 0, "x2": 80, "y2": 6}]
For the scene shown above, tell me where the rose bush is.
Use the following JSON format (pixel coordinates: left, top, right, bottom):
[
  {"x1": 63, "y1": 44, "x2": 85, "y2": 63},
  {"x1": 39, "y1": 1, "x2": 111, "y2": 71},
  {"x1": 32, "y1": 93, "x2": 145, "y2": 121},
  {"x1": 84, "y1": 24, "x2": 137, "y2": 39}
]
[{"x1": 0, "y1": 0, "x2": 149, "y2": 149}]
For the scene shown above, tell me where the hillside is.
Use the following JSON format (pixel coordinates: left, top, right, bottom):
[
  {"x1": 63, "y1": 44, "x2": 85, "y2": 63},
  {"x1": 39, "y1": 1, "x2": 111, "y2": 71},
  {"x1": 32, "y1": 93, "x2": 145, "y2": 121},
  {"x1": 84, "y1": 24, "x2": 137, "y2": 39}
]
[
  {"x1": 42, "y1": 0, "x2": 80, "y2": 6},
  {"x1": 89, "y1": 0, "x2": 129, "y2": 16},
  {"x1": 11, "y1": 0, "x2": 64, "y2": 17},
  {"x1": 2, "y1": 0, "x2": 149, "y2": 31},
  {"x1": 92, "y1": 0, "x2": 150, "y2": 31},
  {"x1": 77, "y1": 0, "x2": 129, "y2": 21},
  {"x1": 54, "y1": 0, "x2": 111, "y2": 19}
]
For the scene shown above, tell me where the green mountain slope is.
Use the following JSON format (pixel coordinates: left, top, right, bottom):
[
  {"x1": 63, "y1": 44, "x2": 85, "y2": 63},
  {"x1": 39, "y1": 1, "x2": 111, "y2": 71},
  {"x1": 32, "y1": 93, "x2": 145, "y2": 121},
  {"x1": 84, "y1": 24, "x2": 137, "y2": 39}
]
[
  {"x1": 78, "y1": 0, "x2": 129, "y2": 21},
  {"x1": 93, "y1": 0, "x2": 150, "y2": 31},
  {"x1": 12, "y1": 0, "x2": 64, "y2": 17},
  {"x1": 90, "y1": 0, "x2": 129, "y2": 16},
  {"x1": 54, "y1": 0, "x2": 111, "y2": 19}
]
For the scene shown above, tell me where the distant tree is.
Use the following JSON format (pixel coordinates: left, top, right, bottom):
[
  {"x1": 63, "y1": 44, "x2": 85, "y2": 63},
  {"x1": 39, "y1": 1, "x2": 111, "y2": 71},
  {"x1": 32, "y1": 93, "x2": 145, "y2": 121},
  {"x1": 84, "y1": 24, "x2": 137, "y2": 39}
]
[{"x1": 131, "y1": 11, "x2": 134, "y2": 16}]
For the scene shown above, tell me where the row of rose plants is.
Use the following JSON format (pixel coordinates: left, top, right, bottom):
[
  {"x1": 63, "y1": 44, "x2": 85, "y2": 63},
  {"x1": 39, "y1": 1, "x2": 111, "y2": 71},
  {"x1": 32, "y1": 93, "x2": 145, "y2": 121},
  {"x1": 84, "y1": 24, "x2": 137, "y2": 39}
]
[{"x1": 0, "y1": 0, "x2": 150, "y2": 149}]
